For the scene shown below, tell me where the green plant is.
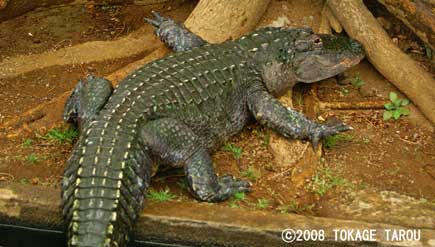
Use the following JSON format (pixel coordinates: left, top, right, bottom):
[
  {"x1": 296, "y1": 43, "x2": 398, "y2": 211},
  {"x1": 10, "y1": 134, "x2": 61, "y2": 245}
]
[
  {"x1": 362, "y1": 137, "x2": 370, "y2": 144},
  {"x1": 147, "y1": 188, "x2": 176, "y2": 202},
  {"x1": 39, "y1": 128, "x2": 78, "y2": 144},
  {"x1": 19, "y1": 178, "x2": 30, "y2": 185},
  {"x1": 22, "y1": 138, "x2": 33, "y2": 147},
  {"x1": 340, "y1": 88, "x2": 349, "y2": 95},
  {"x1": 308, "y1": 166, "x2": 351, "y2": 196},
  {"x1": 322, "y1": 134, "x2": 353, "y2": 149},
  {"x1": 240, "y1": 166, "x2": 261, "y2": 181},
  {"x1": 261, "y1": 132, "x2": 270, "y2": 148},
  {"x1": 222, "y1": 143, "x2": 243, "y2": 159},
  {"x1": 229, "y1": 201, "x2": 240, "y2": 208},
  {"x1": 278, "y1": 202, "x2": 314, "y2": 214},
  {"x1": 26, "y1": 153, "x2": 39, "y2": 164},
  {"x1": 383, "y1": 92, "x2": 410, "y2": 121},
  {"x1": 352, "y1": 75, "x2": 365, "y2": 89},
  {"x1": 233, "y1": 192, "x2": 246, "y2": 201},
  {"x1": 256, "y1": 198, "x2": 270, "y2": 209},
  {"x1": 296, "y1": 94, "x2": 304, "y2": 106}
]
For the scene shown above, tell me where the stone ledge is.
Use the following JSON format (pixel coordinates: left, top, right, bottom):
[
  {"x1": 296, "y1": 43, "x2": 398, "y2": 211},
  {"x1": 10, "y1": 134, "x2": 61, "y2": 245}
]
[{"x1": 0, "y1": 183, "x2": 434, "y2": 246}]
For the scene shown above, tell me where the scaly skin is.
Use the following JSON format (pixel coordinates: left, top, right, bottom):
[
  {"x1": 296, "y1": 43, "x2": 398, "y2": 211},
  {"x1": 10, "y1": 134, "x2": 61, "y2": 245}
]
[{"x1": 62, "y1": 14, "x2": 364, "y2": 247}]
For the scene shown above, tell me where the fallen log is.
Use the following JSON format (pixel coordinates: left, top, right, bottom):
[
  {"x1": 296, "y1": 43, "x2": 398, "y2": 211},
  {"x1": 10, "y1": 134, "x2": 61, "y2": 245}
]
[
  {"x1": 377, "y1": 0, "x2": 435, "y2": 51},
  {"x1": 327, "y1": 0, "x2": 435, "y2": 127}
]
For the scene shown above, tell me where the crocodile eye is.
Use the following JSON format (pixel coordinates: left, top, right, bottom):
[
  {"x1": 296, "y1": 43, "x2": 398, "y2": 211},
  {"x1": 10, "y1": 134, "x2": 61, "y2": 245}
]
[{"x1": 314, "y1": 38, "x2": 322, "y2": 45}]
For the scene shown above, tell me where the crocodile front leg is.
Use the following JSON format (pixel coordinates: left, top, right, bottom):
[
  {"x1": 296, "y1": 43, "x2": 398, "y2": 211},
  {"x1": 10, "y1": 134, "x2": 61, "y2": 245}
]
[
  {"x1": 140, "y1": 118, "x2": 250, "y2": 202},
  {"x1": 63, "y1": 75, "x2": 113, "y2": 131},
  {"x1": 144, "y1": 11, "x2": 206, "y2": 52},
  {"x1": 247, "y1": 82, "x2": 351, "y2": 151}
]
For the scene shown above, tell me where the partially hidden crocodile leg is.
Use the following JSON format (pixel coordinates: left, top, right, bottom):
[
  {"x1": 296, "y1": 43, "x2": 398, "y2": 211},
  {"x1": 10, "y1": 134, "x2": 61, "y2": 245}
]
[
  {"x1": 140, "y1": 117, "x2": 251, "y2": 202},
  {"x1": 247, "y1": 82, "x2": 352, "y2": 151},
  {"x1": 63, "y1": 75, "x2": 113, "y2": 131},
  {"x1": 144, "y1": 11, "x2": 206, "y2": 52}
]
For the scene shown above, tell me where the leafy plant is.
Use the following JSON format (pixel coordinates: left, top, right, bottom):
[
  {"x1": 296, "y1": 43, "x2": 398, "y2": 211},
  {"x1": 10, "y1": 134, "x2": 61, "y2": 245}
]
[
  {"x1": 19, "y1": 178, "x2": 30, "y2": 185},
  {"x1": 352, "y1": 75, "x2": 365, "y2": 89},
  {"x1": 261, "y1": 132, "x2": 270, "y2": 148},
  {"x1": 240, "y1": 166, "x2": 261, "y2": 181},
  {"x1": 233, "y1": 192, "x2": 246, "y2": 201},
  {"x1": 222, "y1": 143, "x2": 243, "y2": 160},
  {"x1": 147, "y1": 188, "x2": 176, "y2": 202},
  {"x1": 22, "y1": 138, "x2": 33, "y2": 147},
  {"x1": 256, "y1": 198, "x2": 270, "y2": 209},
  {"x1": 383, "y1": 92, "x2": 410, "y2": 121},
  {"x1": 362, "y1": 137, "x2": 370, "y2": 144},
  {"x1": 322, "y1": 134, "x2": 353, "y2": 149},
  {"x1": 229, "y1": 201, "x2": 240, "y2": 208},
  {"x1": 26, "y1": 153, "x2": 39, "y2": 164},
  {"x1": 340, "y1": 88, "x2": 349, "y2": 95},
  {"x1": 39, "y1": 127, "x2": 78, "y2": 144},
  {"x1": 307, "y1": 166, "x2": 351, "y2": 196}
]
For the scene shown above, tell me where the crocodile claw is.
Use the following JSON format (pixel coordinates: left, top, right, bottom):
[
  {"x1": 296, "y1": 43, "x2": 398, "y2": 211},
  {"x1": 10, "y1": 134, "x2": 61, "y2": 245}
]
[
  {"x1": 309, "y1": 121, "x2": 352, "y2": 152},
  {"x1": 219, "y1": 175, "x2": 251, "y2": 193},
  {"x1": 144, "y1": 10, "x2": 166, "y2": 27}
]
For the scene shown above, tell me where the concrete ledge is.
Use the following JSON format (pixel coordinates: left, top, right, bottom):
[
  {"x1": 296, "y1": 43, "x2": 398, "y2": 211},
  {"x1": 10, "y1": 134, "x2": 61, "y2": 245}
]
[{"x1": 0, "y1": 183, "x2": 434, "y2": 246}]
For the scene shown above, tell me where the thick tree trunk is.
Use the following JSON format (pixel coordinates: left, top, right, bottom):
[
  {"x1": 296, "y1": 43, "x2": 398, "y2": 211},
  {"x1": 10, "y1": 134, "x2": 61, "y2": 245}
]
[
  {"x1": 184, "y1": 0, "x2": 271, "y2": 43},
  {"x1": 327, "y1": 0, "x2": 435, "y2": 127},
  {"x1": 377, "y1": 0, "x2": 435, "y2": 51}
]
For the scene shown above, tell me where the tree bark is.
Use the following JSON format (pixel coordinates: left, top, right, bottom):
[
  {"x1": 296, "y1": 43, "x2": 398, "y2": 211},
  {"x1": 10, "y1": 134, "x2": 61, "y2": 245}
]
[
  {"x1": 377, "y1": 0, "x2": 435, "y2": 51},
  {"x1": 327, "y1": 0, "x2": 435, "y2": 126},
  {"x1": 184, "y1": 0, "x2": 271, "y2": 43}
]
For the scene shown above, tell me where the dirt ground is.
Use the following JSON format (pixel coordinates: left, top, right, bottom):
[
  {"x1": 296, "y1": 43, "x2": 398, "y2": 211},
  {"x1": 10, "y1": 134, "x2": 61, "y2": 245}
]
[{"x1": 0, "y1": 0, "x2": 433, "y2": 224}]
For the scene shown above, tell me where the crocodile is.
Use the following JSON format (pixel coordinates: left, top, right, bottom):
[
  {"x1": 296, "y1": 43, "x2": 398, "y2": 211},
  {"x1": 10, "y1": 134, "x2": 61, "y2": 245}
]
[{"x1": 61, "y1": 12, "x2": 364, "y2": 247}]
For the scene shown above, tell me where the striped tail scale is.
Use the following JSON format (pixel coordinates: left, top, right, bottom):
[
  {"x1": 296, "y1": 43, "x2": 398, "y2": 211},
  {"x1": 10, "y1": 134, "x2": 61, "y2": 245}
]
[{"x1": 61, "y1": 121, "x2": 152, "y2": 247}]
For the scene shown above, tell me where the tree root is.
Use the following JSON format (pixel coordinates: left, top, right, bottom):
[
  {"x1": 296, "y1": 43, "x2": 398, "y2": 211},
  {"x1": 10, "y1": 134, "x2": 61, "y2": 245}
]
[
  {"x1": 327, "y1": 0, "x2": 435, "y2": 127},
  {"x1": 318, "y1": 100, "x2": 389, "y2": 110}
]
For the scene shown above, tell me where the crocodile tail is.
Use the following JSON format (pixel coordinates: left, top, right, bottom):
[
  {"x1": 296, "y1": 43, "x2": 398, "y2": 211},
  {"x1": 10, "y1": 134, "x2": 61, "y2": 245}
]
[{"x1": 62, "y1": 139, "x2": 152, "y2": 247}]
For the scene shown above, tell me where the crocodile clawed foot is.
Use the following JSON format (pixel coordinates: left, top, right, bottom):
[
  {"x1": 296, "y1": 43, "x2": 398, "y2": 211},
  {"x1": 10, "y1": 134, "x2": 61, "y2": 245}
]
[
  {"x1": 144, "y1": 10, "x2": 167, "y2": 27},
  {"x1": 309, "y1": 121, "x2": 352, "y2": 152},
  {"x1": 219, "y1": 175, "x2": 252, "y2": 194}
]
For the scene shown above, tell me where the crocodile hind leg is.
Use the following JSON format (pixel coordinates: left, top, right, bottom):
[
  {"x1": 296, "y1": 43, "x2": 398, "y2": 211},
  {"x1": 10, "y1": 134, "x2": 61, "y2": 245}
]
[
  {"x1": 144, "y1": 11, "x2": 206, "y2": 52},
  {"x1": 140, "y1": 118, "x2": 251, "y2": 202},
  {"x1": 64, "y1": 75, "x2": 113, "y2": 131}
]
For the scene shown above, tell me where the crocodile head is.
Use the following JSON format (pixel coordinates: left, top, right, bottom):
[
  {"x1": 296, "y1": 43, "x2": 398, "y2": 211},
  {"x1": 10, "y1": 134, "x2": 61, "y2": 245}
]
[
  {"x1": 258, "y1": 28, "x2": 364, "y2": 96},
  {"x1": 291, "y1": 33, "x2": 364, "y2": 82}
]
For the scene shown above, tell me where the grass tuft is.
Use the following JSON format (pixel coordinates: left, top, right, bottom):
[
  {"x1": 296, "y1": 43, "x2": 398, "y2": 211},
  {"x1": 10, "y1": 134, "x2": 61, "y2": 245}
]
[{"x1": 147, "y1": 188, "x2": 176, "y2": 202}]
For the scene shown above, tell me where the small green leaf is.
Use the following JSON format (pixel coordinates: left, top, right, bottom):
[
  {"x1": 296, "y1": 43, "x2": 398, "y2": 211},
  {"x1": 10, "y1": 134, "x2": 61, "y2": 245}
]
[
  {"x1": 384, "y1": 103, "x2": 395, "y2": 110},
  {"x1": 393, "y1": 110, "x2": 402, "y2": 120},
  {"x1": 401, "y1": 99, "x2": 410, "y2": 106},
  {"x1": 383, "y1": 111, "x2": 392, "y2": 120},
  {"x1": 393, "y1": 99, "x2": 402, "y2": 107},
  {"x1": 389, "y1": 92, "x2": 398, "y2": 103},
  {"x1": 399, "y1": 108, "x2": 410, "y2": 116}
]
